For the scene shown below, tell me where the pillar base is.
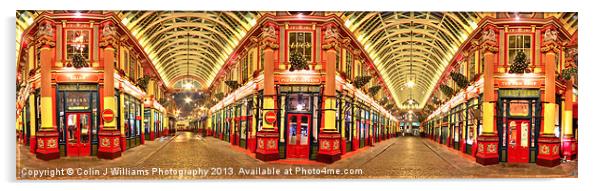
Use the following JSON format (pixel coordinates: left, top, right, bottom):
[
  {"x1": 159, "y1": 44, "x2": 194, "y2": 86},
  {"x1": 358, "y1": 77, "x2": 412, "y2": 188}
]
[
  {"x1": 29, "y1": 136, "x2": 36, "y2": 154},
  {"x1": 255, "y1": 131, "x2": 279, "y2": 161},
  {"x1": 248, "y1": 137, "x2": 257, "y2": 153},
  {"x1": 536, "y1": 135, "x2": 561, "y2": 167},
  {"x1": 562, "y1": 137, "x2": 578, "y2": 160},
  {"x1": 35, "y1": 130, "x2": 60, "y2": 161},
  {"x1": 475, "y1": 134, "x2": 499, "y2": 165},
  {"x1": 316, "y1": 132, "x2": 342, "y2": 164},
  {"x1": 340, "y1": 137, "x2": 347, "y2": 155},
  {"x1": 97, "y1": 129, "x2": 122, "y2": 160}
]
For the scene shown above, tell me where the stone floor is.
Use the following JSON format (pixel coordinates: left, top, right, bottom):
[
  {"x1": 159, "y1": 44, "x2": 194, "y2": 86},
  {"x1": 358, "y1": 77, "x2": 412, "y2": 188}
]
[{"x1": 16, "y1": 132, "x2": 577, "y2": 180}]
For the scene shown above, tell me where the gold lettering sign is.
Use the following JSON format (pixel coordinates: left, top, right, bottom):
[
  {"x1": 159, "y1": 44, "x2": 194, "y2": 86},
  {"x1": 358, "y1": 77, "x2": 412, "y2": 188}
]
[
  {"x1": 66, "y1": 92, "x2": 91, "y2": 111},
  {"x1": 498, "y1": 89, "x2": 539, "y2": 98},
  {"x1": 58, "y1": 84, "x2": 98, "y2": 91}
]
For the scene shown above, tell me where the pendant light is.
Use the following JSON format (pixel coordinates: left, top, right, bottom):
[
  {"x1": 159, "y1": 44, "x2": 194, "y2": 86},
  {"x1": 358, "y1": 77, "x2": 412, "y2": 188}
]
[
  {"x1": 405, "y1": 21, "x2": 418, "y2": 111},
  {"x1": 184, "y1": 32, "x2": 193, "y2": 90}
]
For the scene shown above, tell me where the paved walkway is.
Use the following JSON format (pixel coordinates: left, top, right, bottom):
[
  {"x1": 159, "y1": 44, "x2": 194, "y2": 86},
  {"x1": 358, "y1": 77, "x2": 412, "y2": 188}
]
[{"x1": 16, "y1": 132, "x2": 577, "y2": 179}]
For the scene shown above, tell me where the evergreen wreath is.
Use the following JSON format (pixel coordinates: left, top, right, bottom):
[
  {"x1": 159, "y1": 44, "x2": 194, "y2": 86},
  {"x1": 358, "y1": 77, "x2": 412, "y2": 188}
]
[
  {"x1": 135, "y1": 76, "x2": 150, "y2": 91},
  {"x1": 225, "y1": 80, "x2": 240, "y2": 89},
  {"x1": 450, "y1": 72, "x2": 469, "y2": 89},
  {"x1": 508, "y1": 50, "x2": 530, "y2": 73},
  {"x1": 439, "y1": 84, "x2": 455, "y2": 98},
  {"x1": 214, "y1": 92, "x2": 224, "y2": 100},
  {"x1": 561, "y1": 67, "x2": 578, "y2": 81},
  {"x1": 289, "y1": 51, "x2": 309, "y2": 71},
  {"x1": 368, "y1": 85, "x2": 381, "y2": 96},
  {"x1": 71, "y1": 53, "x2": 89, "y2": 69},
  {"x1": 379, "y1": 97, "x2": 388, "y2": 106},
  {"x1": 353, "y1": 76, "x2": 372, "y2": 88}
]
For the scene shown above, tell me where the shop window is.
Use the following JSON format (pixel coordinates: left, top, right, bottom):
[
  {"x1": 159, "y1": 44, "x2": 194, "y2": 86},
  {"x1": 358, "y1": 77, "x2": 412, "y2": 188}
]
[
  {"x1": 144, "y1": 109, "x2": 150, "y2": 136},
  {"x1": 344, "y1": 100, "x2": 353, "y2": 142},
  {"x1": 508, "y1": 35, "x2": 532, "y2": 66},
  {"x1": 288, "y1": 93, "x2": 311, "y2": 112},
  {"x1": 555, "y1": 103, "x2": 561, "y2": 138},
  {"x1": 114, "y1": 90, "x2": 121, "y2": 131},
  {"x1": 335, "y1": 93, "x2": 342, "y2": 132},
  {"x1": 66, "y1": 29, "x2": 90, "y2": 62},
  {"x1": 58, "y1": 91, "x2": 65, "y2": 143},
  {"x1": 91, "y1": 92, "x2": 98, "y2": 143},
  {"x1": 35, "y1": 91, "x2": 41, "y2": 132}
]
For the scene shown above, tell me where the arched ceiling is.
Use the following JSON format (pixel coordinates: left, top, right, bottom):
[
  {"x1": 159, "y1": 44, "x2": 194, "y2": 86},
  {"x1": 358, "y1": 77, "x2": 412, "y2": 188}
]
[
  {"x1": 16, "y1": 11, "x2": 578, "y2": 111},
  {"x1": 116, "y1": 11, "x2": 265, "y2": 89},
  {"x1": 331, "y1": 12, "x2": 486, "y2": 109}
]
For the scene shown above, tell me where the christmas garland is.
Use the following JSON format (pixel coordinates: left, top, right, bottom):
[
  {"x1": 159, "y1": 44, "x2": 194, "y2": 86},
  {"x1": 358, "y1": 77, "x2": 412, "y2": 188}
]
[
  {"x1": 368, "y1": 85, "x2": 381, "y2": 96},
  {"x1": 158, "y1": 98, "x2": 168, "y2": 106},
  {"x1": 289, "y1": 51, "x2": 309, "y2": 71},
  {"x1": 450, "y1": 72, "x2": 469, "y2": 89},
  {"x1": 439, "y1": 84, "x2": 455, "y2": 98},
  {"x1": 560, "y1": 67, "x2": 578, "y2": 81},
  {"x1": 135, "y1": 76, "x2": 150, "y2": 91},
  {"x1": 225, "y1": 80, "x2": 240, "y2": 89},
  {"x1": 353, "y1": 76, "x2": 372, "y2": 88},
  {"x1": 214, "y1": 92, "x2": 224, "y2": 100},
  {"x1": 385, "y1": 103, "x2": 394, "y2": 110},
  {"x1": 379, "y1": 97, "x2": 388, "y2": 106}
]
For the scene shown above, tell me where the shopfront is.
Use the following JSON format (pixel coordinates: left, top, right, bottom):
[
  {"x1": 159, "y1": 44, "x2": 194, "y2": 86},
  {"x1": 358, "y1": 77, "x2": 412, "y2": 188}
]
[
  {"x1": 497, "y1": 89, "x2": 541, "y2": 163},
  {"x1": 277, "y1": 85, "x2": 321, "y2": 159},
  {"x1": 56, "y1": 84, "x2": 99, "y2": 157},
  {"x1": 465, "y1": 97, "x2": 481, "y2": 155},
  {"x1": 123, "y1": 94, "x2": 142, "y2": 149},
  {"x1": 233, "y1": 97, "x2": 253, "y2": 149},
  {"x1": 205, "y1": 14, "x2": 399, "y2": 163}
]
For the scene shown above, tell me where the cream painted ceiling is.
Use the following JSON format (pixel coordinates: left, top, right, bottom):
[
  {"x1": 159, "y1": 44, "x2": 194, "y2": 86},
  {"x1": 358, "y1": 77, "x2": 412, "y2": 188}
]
[{"x1": 16, "y1": 11, "x2": 577, "y2": 110}]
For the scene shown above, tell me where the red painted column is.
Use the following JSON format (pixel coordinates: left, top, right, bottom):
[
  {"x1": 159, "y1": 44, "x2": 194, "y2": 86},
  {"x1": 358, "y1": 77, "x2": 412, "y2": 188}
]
[
  {"x1": 316, "y1": 23, "x2": 343, "y2": 163},
  {"x1": 475, "y1": 26, "x2": 500, "y2": 165},
  {"x1": 35, "y1": 20, "x2": 60, "y2": 160},
  {"x1": 255, "y1": 22, "x2": 280, "y2": 161},
  {"x1": 97, "y1": 22, "x2": 122, "y2": 159}
]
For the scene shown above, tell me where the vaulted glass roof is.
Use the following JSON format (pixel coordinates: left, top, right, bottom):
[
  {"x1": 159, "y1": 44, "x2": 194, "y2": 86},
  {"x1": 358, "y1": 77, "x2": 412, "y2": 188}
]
[{"x1": 16, "y1": 11, "x2": 578, "y2": 110}]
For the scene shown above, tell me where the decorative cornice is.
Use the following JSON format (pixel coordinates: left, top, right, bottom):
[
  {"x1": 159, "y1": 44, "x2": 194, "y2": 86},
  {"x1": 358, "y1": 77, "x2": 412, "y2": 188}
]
[{"x1": 99, "y1": 22, "x2": 119, "y2": 49}]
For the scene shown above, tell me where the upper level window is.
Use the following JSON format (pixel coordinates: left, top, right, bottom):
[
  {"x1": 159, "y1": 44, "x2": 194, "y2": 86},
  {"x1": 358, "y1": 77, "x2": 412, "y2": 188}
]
[
  {"x1": 129, "y1": 55, "x2": 136, "y2": 79},
  {"x1": 467, "y1": 51, "x2": 476, "y2": 81},
  {"x1": 345, "y1": 50, "x2": 353, "y2": 79},
  {"x1": 508, "y1": 35, "x2": 531, "y2": 66},
  {"x1": 66, "y1": 29, "x2": 90, "y2": 62},
  {"x1": 259, "y1": 50, "x2": 265, "y2": 71},
  {"x1": 288, "y1": 32, "x2": 313, "y2": 63},
  {"x1": 242, "y1": 53, "x2": 249, "y2": 82}
]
